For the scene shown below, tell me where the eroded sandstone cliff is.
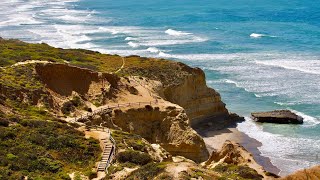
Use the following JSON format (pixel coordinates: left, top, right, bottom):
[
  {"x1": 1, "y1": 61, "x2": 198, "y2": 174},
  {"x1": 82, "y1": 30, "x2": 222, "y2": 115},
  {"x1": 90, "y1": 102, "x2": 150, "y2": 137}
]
[{"x1": 160, "y1": 67, "x2": 229, "y2": 126}]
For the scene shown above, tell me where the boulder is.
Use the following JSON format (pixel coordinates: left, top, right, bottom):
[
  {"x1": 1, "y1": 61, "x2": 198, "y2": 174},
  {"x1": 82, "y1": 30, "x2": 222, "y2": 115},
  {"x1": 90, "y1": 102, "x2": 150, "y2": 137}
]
[{"x1": 251, "y1": 110, "x2": 303, "y2": 124}]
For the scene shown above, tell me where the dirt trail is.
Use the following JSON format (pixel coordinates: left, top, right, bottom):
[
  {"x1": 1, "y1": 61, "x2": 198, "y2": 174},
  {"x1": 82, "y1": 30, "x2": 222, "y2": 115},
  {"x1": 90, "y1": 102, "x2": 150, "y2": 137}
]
[{"x1": 114, "y1": 57, "x2": 125, "y2": 74}]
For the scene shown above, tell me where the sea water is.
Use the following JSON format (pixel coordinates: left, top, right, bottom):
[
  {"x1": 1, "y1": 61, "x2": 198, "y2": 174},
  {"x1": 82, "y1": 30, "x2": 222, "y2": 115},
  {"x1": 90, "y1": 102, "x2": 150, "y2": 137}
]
[{"x1": 0, "y1": 0, "x2": 319, "y2": 175}]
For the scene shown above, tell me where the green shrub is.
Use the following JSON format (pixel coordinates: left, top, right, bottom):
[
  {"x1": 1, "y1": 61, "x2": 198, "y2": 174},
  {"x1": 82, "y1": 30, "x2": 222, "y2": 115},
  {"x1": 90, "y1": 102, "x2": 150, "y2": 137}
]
[
  {"x1": 0, "y1": 120, "x2": 101, "y2": 179},
  {"x1": 58, "y1": 172, "x2": 71, "y2": 180},
  {"x1": 85, "y1": 170, "x2": 97, "y2": 179},
  {"x1": 61, "y1": 96, "x2": 83, "y2": 115},
  {"x1": 0, "y1": 118, "x2": 9, "y2": 127},
  {"x1": 214, "y1": 164, "x2": 263, "y2": 180},
  {"x1": 127, "y1": 162, "x2": 166, "y2": 180},
  {"x1": 6, "y1": 154, "x2": 18, "y2": 160},
  {"x1": 126, "y1": 139, "x2": 146, "y2": 151},
  {"x1": 117, "y1": 150, "x2": 152, "y2": 165},
  {"x1": 107, "y1": 164, "x2": 124, "y2": 175},
  {"x1": 61, "y1": 101, "x2": 76, "y2": 115}
]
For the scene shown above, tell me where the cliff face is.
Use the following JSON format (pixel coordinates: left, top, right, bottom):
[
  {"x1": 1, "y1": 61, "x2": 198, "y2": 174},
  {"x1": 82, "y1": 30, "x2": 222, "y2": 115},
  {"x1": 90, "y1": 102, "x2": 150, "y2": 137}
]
[
  {"x1": 91, "y1": 105, "x2": 209, "y2": 163},
  {"x1": 35, "y1": 63, "x2": 119, "y2": 97},
  {"x1": 162, "y1": 67, "x2": 229, "y2": 126}
]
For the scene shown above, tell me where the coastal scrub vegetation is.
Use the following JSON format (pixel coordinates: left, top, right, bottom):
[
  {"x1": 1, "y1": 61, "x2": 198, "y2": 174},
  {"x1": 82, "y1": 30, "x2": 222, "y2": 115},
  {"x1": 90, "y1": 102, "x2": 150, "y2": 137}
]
[
  {"x1": 126, "y1": 162, "x2": 168, "y2": 180},
  {"x1": 0, "y1": 119, "x2": 101, "y2": 179},
  {"x1": 104, "y1": 130, "x2": 169, "y2": 179},
  {"x1": 0, "y1": 64, "x2": 44, "y2": 90},
  {"x1": 0, "y1": 38, "x2": 191, "y2": 86},
  {"x1": 213, "y1": 164, "x2": 263, "y2": 180}
]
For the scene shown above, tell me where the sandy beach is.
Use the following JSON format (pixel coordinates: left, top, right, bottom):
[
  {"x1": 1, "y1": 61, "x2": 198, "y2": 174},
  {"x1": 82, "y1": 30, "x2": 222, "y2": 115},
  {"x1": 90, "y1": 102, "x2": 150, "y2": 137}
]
[{"x1": 194, "y1": 119, "x2": 281, "y2": 175}]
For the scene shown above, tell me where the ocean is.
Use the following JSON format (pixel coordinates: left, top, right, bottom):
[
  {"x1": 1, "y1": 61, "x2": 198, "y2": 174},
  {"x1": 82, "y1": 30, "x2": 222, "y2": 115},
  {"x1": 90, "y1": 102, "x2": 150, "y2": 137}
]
[{"x1": 0, "y1": 0, "x2": 319, "y2": 176}]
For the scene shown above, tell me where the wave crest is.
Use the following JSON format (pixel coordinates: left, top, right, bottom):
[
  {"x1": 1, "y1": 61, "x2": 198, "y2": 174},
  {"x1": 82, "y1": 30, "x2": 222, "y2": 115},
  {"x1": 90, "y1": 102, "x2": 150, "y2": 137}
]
[
  {"x1": 165, "y1": 29, "x2": 192, "y2": 36},
  {"x1": 250, "y1": 33, "x2": 276, "y2": 38}
]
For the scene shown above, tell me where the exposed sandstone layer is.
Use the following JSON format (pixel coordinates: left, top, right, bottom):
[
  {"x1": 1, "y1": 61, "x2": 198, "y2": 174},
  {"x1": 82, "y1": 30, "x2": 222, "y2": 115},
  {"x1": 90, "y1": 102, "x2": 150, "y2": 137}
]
[
  {"x1": 91, "y1": 105, "x2": 209, "y2": 163},
  {"x1": 280, "y1": 165, "x2": 320, "y2": 180},
  {"x1": 160, "y1": 67, "x2": 229, "y2": 126},
  {"x1": 204, "y1": 140, "x2": 278, "y2": 180},
  {"x1": 35, "y1": 63, "x2": 120, "y2": 97}
]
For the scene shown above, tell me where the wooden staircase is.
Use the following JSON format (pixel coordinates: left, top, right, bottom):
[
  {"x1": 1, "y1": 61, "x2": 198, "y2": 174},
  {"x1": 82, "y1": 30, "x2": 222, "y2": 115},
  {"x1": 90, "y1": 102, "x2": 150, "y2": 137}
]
[{"x1": 97, "y1": 137, "x2": 115, "y2": 172}]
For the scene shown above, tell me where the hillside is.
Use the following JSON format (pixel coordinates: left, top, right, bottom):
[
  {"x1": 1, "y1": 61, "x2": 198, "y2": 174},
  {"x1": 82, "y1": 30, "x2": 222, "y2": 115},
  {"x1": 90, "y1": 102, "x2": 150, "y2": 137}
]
[{"x1": 0, "y1": 38, "x2": 284, "y2": 180}]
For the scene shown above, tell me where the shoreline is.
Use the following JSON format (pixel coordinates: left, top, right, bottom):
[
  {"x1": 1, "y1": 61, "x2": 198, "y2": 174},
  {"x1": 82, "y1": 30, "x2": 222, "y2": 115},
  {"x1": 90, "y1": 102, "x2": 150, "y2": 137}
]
[{"x1": 194, "y1": 119, "x2": 281, "y2": 175}]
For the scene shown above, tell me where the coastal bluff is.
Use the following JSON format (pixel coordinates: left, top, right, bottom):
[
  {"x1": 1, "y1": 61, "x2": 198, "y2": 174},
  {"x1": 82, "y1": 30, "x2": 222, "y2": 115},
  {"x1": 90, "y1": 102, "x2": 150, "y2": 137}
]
[
  {"x1": 0, "y1": 38, "x2": 233, "y2": 163},
  {"x1": 0, "y1": 38, "x2": 284, "y2": 179}
]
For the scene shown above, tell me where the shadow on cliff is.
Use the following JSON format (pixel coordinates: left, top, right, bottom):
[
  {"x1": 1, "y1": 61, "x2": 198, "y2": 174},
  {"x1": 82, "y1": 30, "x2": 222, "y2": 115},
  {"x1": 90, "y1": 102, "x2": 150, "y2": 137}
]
[{"x1": 191, "y1": 114, "x2": 241, "y2": 137}]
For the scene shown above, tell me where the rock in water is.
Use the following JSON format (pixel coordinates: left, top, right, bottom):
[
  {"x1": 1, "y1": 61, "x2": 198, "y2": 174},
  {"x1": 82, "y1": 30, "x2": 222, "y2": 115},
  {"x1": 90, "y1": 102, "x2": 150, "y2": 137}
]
[{"x1": 251, "y1": 110, "x2": 303, "y2": 124}]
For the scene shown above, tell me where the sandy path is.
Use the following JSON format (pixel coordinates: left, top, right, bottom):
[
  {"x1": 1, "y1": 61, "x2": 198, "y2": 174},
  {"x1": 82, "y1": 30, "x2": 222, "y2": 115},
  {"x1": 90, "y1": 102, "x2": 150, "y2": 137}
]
[{"x1": 114, "y1": 57, "x2": 125, "y2": 74}]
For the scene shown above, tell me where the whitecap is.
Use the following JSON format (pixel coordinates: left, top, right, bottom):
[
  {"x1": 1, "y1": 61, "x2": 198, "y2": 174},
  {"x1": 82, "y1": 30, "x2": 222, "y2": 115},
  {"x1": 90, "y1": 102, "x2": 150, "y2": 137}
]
[
  {"x1": 127, "y1": 41, "x2": 140, "y2": 48},
  {"x1": 165, "y1": 28, "x2": 192, "y2": 36},
  {"x1": 289, "y1": 109, "x2": 320, "y2": 126},
  {"x1": 250, "y1": 33, "x2": 276, "y2": 38},
  {"x1": 147, "y1": 47, "x2": 160, "y2": 53},
  {"x1": 250, "y1": 33, "x2": 265, "y2": 38},
  {"x1": 125, "y1": 37, "x2": 136, "y2": 41}
]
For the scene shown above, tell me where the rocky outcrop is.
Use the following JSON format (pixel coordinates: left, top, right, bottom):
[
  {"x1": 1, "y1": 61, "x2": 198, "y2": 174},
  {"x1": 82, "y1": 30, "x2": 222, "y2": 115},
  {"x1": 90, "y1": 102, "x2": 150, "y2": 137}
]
[
  {"x1": 161, "y1": 67, "x2": 229, "y2": 126},
  {"x1": 280, "y1": 165, "x2": 320, "y2": 180},
  {"x1": 204, "y1": 140, "x2": 278, "y2": 179},
  {"x1": 205, "y1": 140, "x2": 256, "y2": 168},
  {"x1": 251, "y1": 110, "x2": 303, "y2": 124},
  {"x1": 93, "y1": 105, "x2": 209, "y2": 163}
]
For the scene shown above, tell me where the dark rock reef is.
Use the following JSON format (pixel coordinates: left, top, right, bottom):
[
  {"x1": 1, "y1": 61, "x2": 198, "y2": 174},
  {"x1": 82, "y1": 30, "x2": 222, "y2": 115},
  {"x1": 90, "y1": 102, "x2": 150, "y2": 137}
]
[{"x1": 251, "y1": 110, "x2": 303, "y2": 124}]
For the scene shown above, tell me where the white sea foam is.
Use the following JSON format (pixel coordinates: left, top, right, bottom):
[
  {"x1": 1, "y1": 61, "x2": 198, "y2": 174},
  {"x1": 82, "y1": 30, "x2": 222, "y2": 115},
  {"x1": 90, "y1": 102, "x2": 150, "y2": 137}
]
[
  {"x1": 250, "y1": 33, "x2": 276, "y2": 38},
  {"x1": 165, "y1": 29, "x2": 192, "y2": 36},
  {"x1": 125, "y1": 37, "x2": 136, "y2": 41},
  {"x1": 127, "y1": 41, "x2": 140, "y2": 48},
  {"x1": 147, "y1": 47, "x2": 160, "y2": 53},
  {"x1": 289, "y1": 109, "x2": 320, "y2": 126},
  {"x1": 57, "y1": 14, "x2": 91, "y2": 22},
  {"x1": 255, "y1": 60, "x2": 320, "y2": 75},
  {"x1": 158, "y1": 52, "x2": 171, "y2": 57},
  {"x1": 250, "y1": 33, "x2": 265, "y2": 38},
  {"x1": 224, "y1": 79, "x2": 244, "y2": 89},
  {"x1": 156, "y1": 52, "x2": 241, "y2": 61},
  {"x1": 238, "y1": 118, "x2": 320, "y2": 176},
  {"x1": 274, "y1": 101, "x2": 303, "y2": 106}
]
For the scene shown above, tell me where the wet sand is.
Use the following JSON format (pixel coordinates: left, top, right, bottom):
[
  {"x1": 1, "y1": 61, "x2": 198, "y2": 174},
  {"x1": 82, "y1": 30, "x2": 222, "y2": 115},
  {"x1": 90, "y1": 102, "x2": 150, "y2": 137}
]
[{"x1": 193, "y1": 119, "x2": 281, "y2": 175}]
